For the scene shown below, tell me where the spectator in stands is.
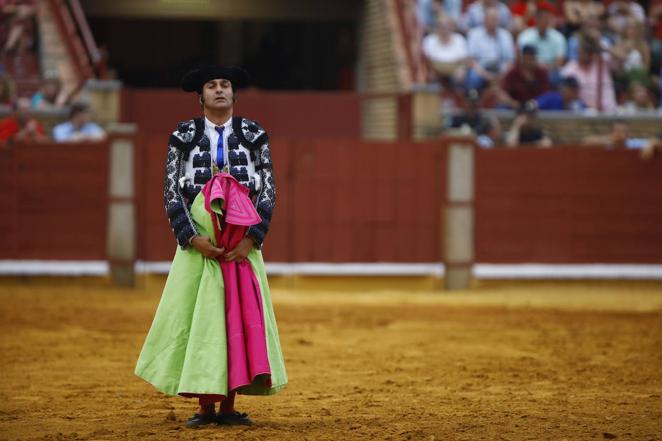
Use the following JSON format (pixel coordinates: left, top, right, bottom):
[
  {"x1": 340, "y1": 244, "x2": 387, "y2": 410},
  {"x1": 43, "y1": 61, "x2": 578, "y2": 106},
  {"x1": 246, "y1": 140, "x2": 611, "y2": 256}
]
[
  {"x1": 502, "y1": 45, "x2": 550, "y2": 108},
  {"x1": 463, "y1": 0, "x2": 512, "y2": 30},
  {"x1": 418, "y1": 0, "x2": 443, "y2": 32},
  {"x1": 505, "y1": 100, "x2": 552, "y2": 147},
  {"x1": 0, "y1": 97, "x2": 46, "y2": 144},
  {"x1": 465, "y1": 7, "x2": 515, "y2": 90},
  {"x1": 445, "y1": 88, "x2": 503, "y2": 146},
  {"x1": 479, "y1": 73, "x2": 516, "y2": 108},
  {"x1": 567, "y1": 14, "x2": 612, "y2": 62},
  {"x1": 611, "y1": 19, "x2": 651, "y2": 88},
  {"x1": 607, "y1": 0, "x2": 645, "y2": 36},
  {"x1": 561, "y1": 40, "x2": 617, "y2": 112},
  {"x1": 517, "y1": 3, "x2": 567, "y2": 83},
  {"x1": 419, "y1": 0, "x2": 463, "y2": 29},
  {"x1": 535, "y1": 76, "x2": 586, "y2": 110},
  {"x1": 650, "y1": 1, "x2": 662, "y2": 75},
  {"x1": 31, "y1": 78, "x2": 61, "y2": 109},
  {"x1": 0, "y1": 72, "x2": 16, "y2": 105},
  {"x1": 582, "y1": 119, "x2": 660, "y2": 159},
  {"x1": 510, "y1": 0, "x2": 538, "y2": 34},
  {"x1": 446, "y1": 89, "x2": 490, "y2": 134},
  {"x1": 617, "y1": 82, "x2": 657, "y2": 113},
  {"x1": 423, "y1": 15, "x2": 468, "y2": 84},
  {"x1": 445, "y1": 88, "x2": 501, "y2": 147},
  {"x1": 476, "y1": 118, "x2": 502, "y2": 147},
  {"x1": 52, "y1": 102, "x2": 105, "y2": 142},
  {"x1": 563, "y1": 0, "x2": 605, "y2": 35},
  {"x1": 441, "y1": 0, "x2": 463, "y2": 23},
  {"x1": 1, "y1": 2, "x2": 36, "y2": 57}
]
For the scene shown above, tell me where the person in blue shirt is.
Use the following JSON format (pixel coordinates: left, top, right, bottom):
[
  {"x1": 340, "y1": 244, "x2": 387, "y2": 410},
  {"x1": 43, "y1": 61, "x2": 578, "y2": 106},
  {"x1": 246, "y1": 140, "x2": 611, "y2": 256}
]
[
  {"x1": 31, "y1": 78, "x2": 61, "y2": 109},
  {"x1": 52, "y1": 102, "x2": 105, "y2": 142},
  {"x1": 535, "y1": 76, "x2": 586, "y2": 111},
  {"x1": 463, "y1": 0, "x2": 512, "y2": 30},
  {"x1": 418, "y1": 0, "x2": 463, "y2": 31},
  {"x1": 465, "y1": 7, "x2": 515, "y2": 90}
]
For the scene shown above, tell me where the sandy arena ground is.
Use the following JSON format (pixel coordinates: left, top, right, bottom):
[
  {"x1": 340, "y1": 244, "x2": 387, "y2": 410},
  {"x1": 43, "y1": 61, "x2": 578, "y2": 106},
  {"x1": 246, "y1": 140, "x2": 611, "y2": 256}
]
[{"x1": 0, "y1": 278, "x2": 661, "y2": 441}]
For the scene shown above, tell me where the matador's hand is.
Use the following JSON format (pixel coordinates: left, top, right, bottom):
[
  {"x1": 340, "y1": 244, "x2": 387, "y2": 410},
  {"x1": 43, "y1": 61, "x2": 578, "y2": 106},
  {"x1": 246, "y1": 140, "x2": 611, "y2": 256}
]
[
  {"x1": 190, "y1": 235, "x2": 225, "y2": 258},
  {"x1": 224, "y1": 237, "x2": 255, "y2": 263}
]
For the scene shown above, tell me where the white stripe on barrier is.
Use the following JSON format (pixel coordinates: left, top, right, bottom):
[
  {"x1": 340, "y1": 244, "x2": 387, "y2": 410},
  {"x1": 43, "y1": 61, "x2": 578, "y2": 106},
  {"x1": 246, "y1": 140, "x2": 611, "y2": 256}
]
[
  {"x1": 0, "y1": 260, "x2": 109, "y2": 276},
  {"x1": 473, "y1": 264, "x2": 662, "y2": 280},
  {"x1": 134, "y1": 261, "x2": 171, "y2": 274},
  {"x1": 1, "y1": 261, "x2": 662, "y2": 279},
  {"x1": 264, "y1": 263, "x2": 446, "y2": 276}
]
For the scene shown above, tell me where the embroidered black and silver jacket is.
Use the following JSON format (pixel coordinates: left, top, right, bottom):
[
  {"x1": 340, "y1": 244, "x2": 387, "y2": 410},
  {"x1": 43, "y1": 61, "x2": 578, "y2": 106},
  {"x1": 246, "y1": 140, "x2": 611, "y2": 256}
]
[{"x1": 164, "y1": 116, "x2": 275, "y2": 248}]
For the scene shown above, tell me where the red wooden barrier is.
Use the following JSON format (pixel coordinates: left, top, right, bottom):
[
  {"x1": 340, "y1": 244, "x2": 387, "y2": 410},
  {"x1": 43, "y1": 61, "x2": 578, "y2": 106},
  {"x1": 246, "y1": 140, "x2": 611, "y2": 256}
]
[
  {"x1": 285, "y1": 140, "x2": 445, "y2": 262},
  {"x1": 0, "y1": 141, "x2": 109, "y2": 260},
  {"x1": 0, "y1": 148, "x2": 16, "y2": 258},
  {"x1": 3, "y1": 140, "x2": 662, "y2": 264},
  {"x1": 475, "y1": 147, "x2": 662, "y2": 263}
]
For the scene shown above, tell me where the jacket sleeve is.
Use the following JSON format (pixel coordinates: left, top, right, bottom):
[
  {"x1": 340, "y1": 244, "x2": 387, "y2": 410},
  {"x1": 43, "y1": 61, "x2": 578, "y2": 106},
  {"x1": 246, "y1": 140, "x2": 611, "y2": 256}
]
[
  {"x1": 164, "y1": 142, "x2": 198, "y2": 248},
  {"x1": 246, "y1": 137, "x2": 275, "y2": 247}
]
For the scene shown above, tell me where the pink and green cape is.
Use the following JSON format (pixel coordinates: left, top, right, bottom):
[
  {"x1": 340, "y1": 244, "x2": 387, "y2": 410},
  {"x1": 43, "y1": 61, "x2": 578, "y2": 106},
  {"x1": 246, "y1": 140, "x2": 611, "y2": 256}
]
[{"x1": 135, "y1": 173, "x2": 287, "y2": 398}]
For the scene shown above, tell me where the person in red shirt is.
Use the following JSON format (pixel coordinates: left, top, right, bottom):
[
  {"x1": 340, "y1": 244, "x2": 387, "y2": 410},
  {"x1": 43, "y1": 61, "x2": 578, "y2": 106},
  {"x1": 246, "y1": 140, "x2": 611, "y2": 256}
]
[
  {"x1": 511, "y1": 0, "x2": 538, "y2": 33},
  {"x1": 511, "y1": 1, "x2": 562, "y2": 34},
  {"x1": 502, "y1": 45, "x2": 551, "y2": 107},
  {"x1": 652, "y1": 0, "x2": 662, "y2": 38},
  {"x1": 0, "y1": 97, "x2": 46, "y2": 144}
]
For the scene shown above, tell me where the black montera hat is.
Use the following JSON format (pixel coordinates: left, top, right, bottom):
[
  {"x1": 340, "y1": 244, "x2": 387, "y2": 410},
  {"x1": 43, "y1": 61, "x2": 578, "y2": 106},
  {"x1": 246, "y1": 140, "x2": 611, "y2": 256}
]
[{"x1": 180, "y1": 65, "x2": 250, "y2": 93}]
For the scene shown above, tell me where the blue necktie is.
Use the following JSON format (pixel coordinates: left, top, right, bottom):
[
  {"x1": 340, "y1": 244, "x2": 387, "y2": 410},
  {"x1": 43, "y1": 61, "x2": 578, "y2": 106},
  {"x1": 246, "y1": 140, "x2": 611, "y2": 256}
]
[{"x1": 215, "y1": 126, "x2": 224, "y2": 170}]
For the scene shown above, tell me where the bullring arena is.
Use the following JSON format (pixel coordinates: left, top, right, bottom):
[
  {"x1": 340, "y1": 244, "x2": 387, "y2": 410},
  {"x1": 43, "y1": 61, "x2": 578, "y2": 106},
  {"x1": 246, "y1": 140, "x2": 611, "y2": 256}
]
[
  {"x1": 3, "y1": 0, "x2": 662, "y2": 439},
  {"x1": 1, "y1": 278, "x2": 661, "y2": 441}
]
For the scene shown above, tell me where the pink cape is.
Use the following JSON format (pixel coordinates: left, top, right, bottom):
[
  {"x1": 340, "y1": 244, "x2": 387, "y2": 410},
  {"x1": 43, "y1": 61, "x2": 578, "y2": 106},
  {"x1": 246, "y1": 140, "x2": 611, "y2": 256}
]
[{"x1": 201, "y1": 172, "x2": 272, "y2": 393}]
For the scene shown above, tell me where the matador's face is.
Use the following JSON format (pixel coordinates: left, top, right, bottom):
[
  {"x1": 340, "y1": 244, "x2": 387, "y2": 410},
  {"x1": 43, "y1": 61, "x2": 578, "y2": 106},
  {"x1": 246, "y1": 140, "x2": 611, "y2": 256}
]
[{"x1": 200, "y1": 78, "x2": 235, "y2": 111}]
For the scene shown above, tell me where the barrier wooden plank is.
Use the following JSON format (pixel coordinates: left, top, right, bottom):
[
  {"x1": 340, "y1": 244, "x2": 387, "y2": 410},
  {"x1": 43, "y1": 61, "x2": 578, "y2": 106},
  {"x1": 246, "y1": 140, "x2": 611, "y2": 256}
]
[
  {"x1": 475, "y1": 147, "x2": 662, "y2": 263},
  {"x1": 0, "y1": 149, "x2": 16, "y2": 259},
  {"x1": 1, "y1": 142, "x2": 109, "y2": 260},
  {"x1": 135, "y1": 134, "x2": 177, "y2": 262},
  {"x1": 287, "y1": 140, "x2": 444, "y2": 262}
]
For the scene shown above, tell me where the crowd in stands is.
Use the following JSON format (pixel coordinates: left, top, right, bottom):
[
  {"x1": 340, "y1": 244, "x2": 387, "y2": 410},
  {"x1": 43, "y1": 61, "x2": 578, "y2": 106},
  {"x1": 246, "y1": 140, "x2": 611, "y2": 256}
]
[
  {"x1": 420, "y1": 0, "x2": 662, "y2": 154},
  {"x1": 421, "y1": 0, "x2": 662, "y2": 111},
  {"x1": 0, "y1": 0, "x2": 105, "y2": 146}
]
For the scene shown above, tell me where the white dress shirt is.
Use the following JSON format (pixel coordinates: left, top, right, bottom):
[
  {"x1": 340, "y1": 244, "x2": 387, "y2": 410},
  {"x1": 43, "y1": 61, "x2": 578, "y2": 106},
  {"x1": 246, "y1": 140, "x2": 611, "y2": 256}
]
[{"x1": 205, "y1": 115, "x2": 232, "y2": 172}]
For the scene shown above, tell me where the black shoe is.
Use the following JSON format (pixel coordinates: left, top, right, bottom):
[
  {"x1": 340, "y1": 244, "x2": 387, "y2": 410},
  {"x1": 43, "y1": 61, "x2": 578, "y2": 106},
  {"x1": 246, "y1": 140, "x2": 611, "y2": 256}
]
[
  {"x1": 217, "y1": 411, "x2": 253, "y2": 426},
  {"x1": 185, "y1": 412, "x2": 217, "y2": 428}
]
